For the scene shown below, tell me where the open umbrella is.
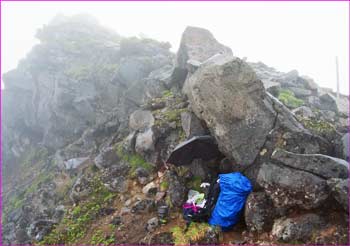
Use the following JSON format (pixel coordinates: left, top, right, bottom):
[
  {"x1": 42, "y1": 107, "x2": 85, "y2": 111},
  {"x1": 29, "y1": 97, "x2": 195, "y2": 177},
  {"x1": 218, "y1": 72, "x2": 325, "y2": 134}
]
[{"x1": 166, "y1": 135, "x2": 223, "y2": 166}]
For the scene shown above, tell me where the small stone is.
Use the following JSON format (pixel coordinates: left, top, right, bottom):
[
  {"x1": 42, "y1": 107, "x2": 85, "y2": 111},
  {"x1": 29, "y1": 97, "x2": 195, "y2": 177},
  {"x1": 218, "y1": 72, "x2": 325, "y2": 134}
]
[
  {"x1": 146, "y1": 217, "x2": 159, "y2": 232},
  {"x1": 120, "y1": 207, "x2": 130, "y2": 215}
]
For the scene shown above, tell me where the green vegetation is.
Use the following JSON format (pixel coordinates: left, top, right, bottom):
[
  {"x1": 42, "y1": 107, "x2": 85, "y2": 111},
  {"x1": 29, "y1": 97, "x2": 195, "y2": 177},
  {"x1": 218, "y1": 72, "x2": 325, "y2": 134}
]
[
  {"x1": 20, "y1": 146, "x2": 49, "y2": 168},
  {"x1": 171, "y1": 223, "x2": 212, "y2": 245},
  {"x1": 298, "y1": 116, "x2": 336, "y2": 135},
  {"x1": 278, "y1": 89, "x2": 304, "y2": 108},
  {"x1": 160, "y1": 181, "x2": 169, "y2": 192},
  {"x1": 116, "y1": 144, "x2": 153, "y2": 177},
  {"x1": 90, "y1": 230, "x2": 116, "y2": 245},
  {"x1": 187, "y1": 176, "x2": 203, "y2": 191},
  {"x1": 162, "y1": 90, "x2": 174, "y2": 98},
  {"x1": 40, "y1": 176, "x2": 117, "y2": 244}
]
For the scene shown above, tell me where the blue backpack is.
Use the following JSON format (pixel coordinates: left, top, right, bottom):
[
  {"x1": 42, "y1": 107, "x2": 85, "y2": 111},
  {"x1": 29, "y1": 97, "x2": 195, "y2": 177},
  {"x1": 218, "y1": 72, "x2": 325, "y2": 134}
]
[{"x1": 209, "y1": 172, "x2": 252, "y2": 231}]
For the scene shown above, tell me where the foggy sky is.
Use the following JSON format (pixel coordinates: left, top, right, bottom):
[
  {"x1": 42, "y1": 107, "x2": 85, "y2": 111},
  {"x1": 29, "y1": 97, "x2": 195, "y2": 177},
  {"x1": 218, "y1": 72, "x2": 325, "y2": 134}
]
[{"x1": 1, "y1": 1, "x2": 349, "y2": 94}]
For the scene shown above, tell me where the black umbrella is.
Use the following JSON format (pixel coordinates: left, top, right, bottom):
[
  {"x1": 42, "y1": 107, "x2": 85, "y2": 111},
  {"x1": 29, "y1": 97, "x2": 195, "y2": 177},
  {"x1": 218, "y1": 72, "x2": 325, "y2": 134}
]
[{"x1": 166, "y1": 135, "x2": 223, "y2": 166}]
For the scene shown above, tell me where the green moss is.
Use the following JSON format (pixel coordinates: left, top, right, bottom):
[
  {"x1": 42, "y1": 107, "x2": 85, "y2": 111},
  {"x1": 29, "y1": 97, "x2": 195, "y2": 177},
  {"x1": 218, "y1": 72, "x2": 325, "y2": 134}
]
[
  {"x1": 162, "y1": 90, "x2": 174, "y2": 98},
  {"x1": 278, "y1": 89, "x2": 304, "y2": 108},
  {"x1": 90, "y1": 230, "x2": 116, "y2": 245},
  {"x1": 160, "y1": 181, "x2": 169, "y2": 192},
  {"x1": 116, "y1": 143, "x2": 153, "y2": 177},
  {"x1": 298, "y1": 117, "x2": 336, "y2": 135},
  {"x1": 40, "y1": 176, "x2": 117, "y2": 244},
  {"x1": 171, "y1": 223, "x2": 211, "y2": 245}
]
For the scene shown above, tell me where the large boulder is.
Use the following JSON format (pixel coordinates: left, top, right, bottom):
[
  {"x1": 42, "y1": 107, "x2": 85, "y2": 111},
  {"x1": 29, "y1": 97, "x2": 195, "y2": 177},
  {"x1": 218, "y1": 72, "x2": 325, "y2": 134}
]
[
  {"x1": 256, "y1": 163, "x2": 329, "y2": 210},
  {"x1": 341, "y1": 133, "x2": 349, "y2": 160},
  {"x1": 185, "y1": 57, "x2": 276, "y2": 165},
  {"x1": 244, "y1": 192, "x2": 275, "y2": 233},
  {"x1": 176, "y1": 26, "x2": 232, "y2": 69},
  {"x1": 172, "y1": 26, "x2": 233, "y2": 86},
  {"x1": 271, "y1": 149, "x2": 349, "y2": 179},
  {"x1": 327, "y1": 178, "x2": 349, "y2": 212},
  {"x1": 272, "y1": 213, "x2": 325, "y2": 243}
]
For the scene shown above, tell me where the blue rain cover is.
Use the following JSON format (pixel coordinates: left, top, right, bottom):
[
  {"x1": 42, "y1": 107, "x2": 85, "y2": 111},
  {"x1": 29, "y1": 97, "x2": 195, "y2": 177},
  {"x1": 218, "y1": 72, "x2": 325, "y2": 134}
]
[{"x1": 209, "y1": 172, "x2": 252, "y2": 230}]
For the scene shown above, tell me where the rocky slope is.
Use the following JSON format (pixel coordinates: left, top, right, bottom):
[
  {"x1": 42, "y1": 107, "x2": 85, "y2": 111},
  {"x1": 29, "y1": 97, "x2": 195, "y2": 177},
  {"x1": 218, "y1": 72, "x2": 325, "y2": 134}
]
[{"x1": 2, "y1": 15, "x2": 349, "y2": 245}]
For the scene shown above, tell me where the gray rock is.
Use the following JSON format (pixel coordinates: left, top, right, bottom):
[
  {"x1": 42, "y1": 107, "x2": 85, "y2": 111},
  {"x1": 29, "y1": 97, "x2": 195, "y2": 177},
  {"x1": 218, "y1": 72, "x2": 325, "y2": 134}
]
[
  {"x1": 131, "y1": 199, "x2": 156, "y2": 214},
  {"x1": 319, "y1": 93, "x2": 338, "y2": 112},
  {"x1": 94, "y1": 146, "x2": 120, "y2": 169},
  {"x1": 301, "y1": 76, "x2": 318, "y2": 91},
  {"x1": 272, "y1": 213, "x2": 325, "y2": 242},
  {"x1": 271, "y1": 149, "x2": 349, "y2": 179},
  {"x1": 288, "y1": 87, "x2": 312, "y2": 97},
  {"x1": 257, "y1": 163, "x2": 329, "y2": 210},
  {"x1": 327, "y1": 178, "x2": 349, "y2": 212},
  {"x1": 105, "y1": 176, "x2": 128, "y2": 193},
  {"x1": 175, "y1": 26, "x2": 233, "y2": 71},
  {"x1": 135, "y1": 128, "x2": 156, "y2": 154},
  {"x1": 181, "y1": 111, "x2": 207, "y2": 138},
  {"x1": 185, "y1": 57, "x2": 275, "y2": 165},
  {"x1": 244, "y1": 192, "x2": 275, "y2": 233},
  {"x1": 341, "y1": 133, "x2": 349, "y2": 160},
  {"x1": 129, "y1": 110, "x2": 154, "y2": 131},
  {"x1": 320, "y1": 110, "x2": 336, "y2": 123},
  {"x1": 292, "y1": 106, "x2": 315, "y2": 118},
  {"x1": 135, "y1": 167, "x2": 150, "y2": 185},
  {"x1": 146, "y1": 217, "x2": 159, "y2": 232},
  {"x1": 70, "y1": 175, "x2": 92, "y2": 203},
  {"x1": 165, "y1": 170, "x2": 187, "y2": 207},
  {"x1": 64, "y1": 157, "x2": 89, "y2": 170}
]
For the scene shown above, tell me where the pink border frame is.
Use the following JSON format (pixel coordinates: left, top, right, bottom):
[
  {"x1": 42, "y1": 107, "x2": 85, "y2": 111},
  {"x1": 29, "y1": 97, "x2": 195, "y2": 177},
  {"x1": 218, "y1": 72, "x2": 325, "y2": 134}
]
[{"x1": 0, "y1": 1, "x2": 349, "y2": 245}]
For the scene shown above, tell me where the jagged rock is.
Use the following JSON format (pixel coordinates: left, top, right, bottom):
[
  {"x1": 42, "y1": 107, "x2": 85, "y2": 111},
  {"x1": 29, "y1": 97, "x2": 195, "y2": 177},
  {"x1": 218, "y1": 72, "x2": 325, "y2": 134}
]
[
  {"x1": 319, "y1": 93, "x2": 338, "y2": 112},
  {"x1": 172, "y1": 26, "x2": 233, "y2": 87},
  {"x1": 320, "y1": 110, "x2": 337, "y2": 122},
  {"x1": 94, "y1": 146, "x2": 120, "y2": 169},
  {"x1": 244, "y1": 192, "x2": 275, "y2": 233},
  {"x1": 292, "y1": 106, "x2": 315, "y2": 118},
  {"x1": 301, "y1": 76, "x2": 318, "y2": 91},
  {"x1": 131, "y1": 199, "x2": 156, "y2": 214},
  {"x1": 256, "y1": 163, "x2": 329, "y2": 210},
  {"x1": 135, "y1": 167, "x2": 150, "y2": 185},
  {"x1": 64, "y1": 157, "x2": 89, "y2": 170},
  {"x1": 288, "y1": 87, "x2": 312, "y2": 97},
  {"x1": 135, "y1": 128, "x2": 156, "y2": 154},
  {"x1": 271, "y1": 149, "x2": 348, "y2": 179},
  {"x1": 327, "y1": 178, "x2": 349, "y2": 212},
  {"x1": 165, "y1": 170, "x2": 187, "y2": 207},
  {"x1": 104, "y1": 176, "x2": 128, "y2": 193},
  {"x1": 146, "y1": 217, "x2": 159, "y2": 232},
  {"x1": 185, "y1": 57, "x2": 276, "y2": 165},
  {"x1": 272, "y1": 213, "x2": 325, "y2": 242},
  {"x1": 70, "y1": 175, "x2": 92, "y2": 203},
  {"x1": 176, "y1": 26, "x2": 233, "y2": 69},
  {"x1": 129, "y1": 110, "x2": 155, "y2": 131},
  {"x1": 180, "y1": 111, "x2": 207, "y2": 138}
]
